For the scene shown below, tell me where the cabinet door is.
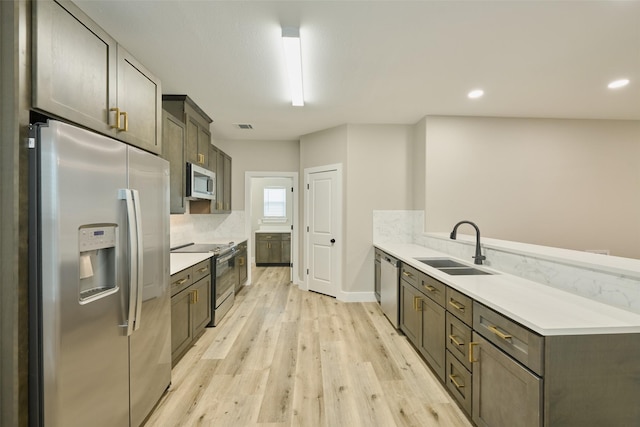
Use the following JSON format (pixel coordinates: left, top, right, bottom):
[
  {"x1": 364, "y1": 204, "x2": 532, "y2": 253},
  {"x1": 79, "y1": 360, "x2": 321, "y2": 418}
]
[
  {"x1": 215, "y1": 150, "x2": 225, "y2": 211},
  {"x1": 267, "y1": 240, "x2": 281, "y2": 264},
  {"x1": 223, "y1": 153, "x2": 232, "y2": 211},
  {"x1": 281, "y1": 238, "x2": 291, "y2": 265},
  {"x1": 198, "y1": 126, "x2": 210, "y2": 168},
  {"x1": 191, "y1": 276, "x2": 212, "y2": 336},
  {"x1": 116, "y1": 46, "x2": 162, "y2": 154},
  {"x1": 238, "y1": 249, "x2": 248, "y2": 285},
  {"x1": 400, "y1": 281, "x2": 422, "y2": 345},
  {"x1": 420, "y1": 296, "x2": 446, "y2": 381},
  {"x1": 171, "y1": 289, "x2": 193, "y2": 364},
  {"x1": 162, "y1": 111, "x2": 186, "y2": 214},
  {"x1": 256, "y1": 240, "x2": 270, "y2": 265},
  {"x1": 472, "y1": 332, "x2": 542, "y2": 427},
  {"x1": 33, "y1": 0, "x2": 117, "y2": 135},
  {"x1": 185, "y1": 117, "x2": 200, "y2": 165}
]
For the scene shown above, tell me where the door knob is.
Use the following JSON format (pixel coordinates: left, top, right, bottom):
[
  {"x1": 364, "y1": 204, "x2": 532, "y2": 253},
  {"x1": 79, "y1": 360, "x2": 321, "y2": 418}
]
[{"x1": 330, "y1": 239, "x2": 336, "y2": 244}]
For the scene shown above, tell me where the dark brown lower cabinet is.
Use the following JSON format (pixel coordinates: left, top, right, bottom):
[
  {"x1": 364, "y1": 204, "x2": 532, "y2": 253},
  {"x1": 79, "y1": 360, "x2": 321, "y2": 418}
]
[
  {"x1": 170, "y1": 262, "x2": 211, "y2": 366},
  {"x1": 399, "y1": 280, "x2": 421, "y2": 344},
  {"x1": 472, "y1": 332, "x2": 542, "y2": 427},
  {"x1": 419, "y1": 295, "x2": 445, "y2": 381}
]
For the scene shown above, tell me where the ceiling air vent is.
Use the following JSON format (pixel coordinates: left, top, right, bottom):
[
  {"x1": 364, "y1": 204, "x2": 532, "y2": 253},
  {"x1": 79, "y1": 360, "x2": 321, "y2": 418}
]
[{"x1": 234, "y1": 123, "x2": 253, "y2": 130}]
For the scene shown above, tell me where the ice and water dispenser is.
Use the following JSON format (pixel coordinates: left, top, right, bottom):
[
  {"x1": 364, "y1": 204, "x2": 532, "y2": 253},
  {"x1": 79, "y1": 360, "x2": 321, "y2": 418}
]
[{"x1": 78, "y1": 224, "x2": 117, "y2": 303}]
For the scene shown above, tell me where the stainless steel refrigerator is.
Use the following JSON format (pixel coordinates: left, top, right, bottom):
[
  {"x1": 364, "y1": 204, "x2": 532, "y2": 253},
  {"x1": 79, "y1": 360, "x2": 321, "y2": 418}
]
[{"x1": 29, "y1": 120, "x2": 171, "y2": 426}]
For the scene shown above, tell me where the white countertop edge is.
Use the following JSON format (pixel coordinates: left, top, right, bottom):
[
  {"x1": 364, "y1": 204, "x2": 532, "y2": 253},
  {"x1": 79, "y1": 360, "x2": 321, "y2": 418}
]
[
  {"x1": 374, "y1": 242, "x2": 640, "y2": 336},
  {"x1": 170, "y1": 252, "x2": 213, "y2": 276},
  {"x1": 254, "y1": 229, "x2": 291, "y2": 234},
  {"x1": 423, "y1": 232, "x2": 640, "y2": 280}
]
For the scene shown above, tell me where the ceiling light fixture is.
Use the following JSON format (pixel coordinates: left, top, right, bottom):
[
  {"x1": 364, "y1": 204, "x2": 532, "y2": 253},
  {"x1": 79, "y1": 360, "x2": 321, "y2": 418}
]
[
  {"x1": 608, "y1": 78, "x2": 630, "y2": 89},
  {"x1": 282, "y1": 27, "x2": 304, "y2": 106},
  {"x1": 468, "y1": 89, "x2": 484, "y2": 99}
]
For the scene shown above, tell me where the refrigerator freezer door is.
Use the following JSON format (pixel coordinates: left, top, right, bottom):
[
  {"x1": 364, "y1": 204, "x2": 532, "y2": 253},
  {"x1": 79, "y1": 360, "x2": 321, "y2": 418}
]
[
  {"x1": 39, "y1": 121, "x2": 130, "y2": 426},
  {"x1": 127, "y1": 146, "x2": 171, "y2": 426}
]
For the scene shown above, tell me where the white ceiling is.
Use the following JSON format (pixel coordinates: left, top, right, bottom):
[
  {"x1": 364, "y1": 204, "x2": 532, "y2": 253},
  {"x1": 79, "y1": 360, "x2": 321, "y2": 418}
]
[{"x1": 74, "y1": 0, "x2": 640, "y2": 141}]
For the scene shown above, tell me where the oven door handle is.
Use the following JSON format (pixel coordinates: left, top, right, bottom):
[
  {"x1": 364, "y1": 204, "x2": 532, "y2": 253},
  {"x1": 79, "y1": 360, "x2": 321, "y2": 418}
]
[{"x1": 216, "y1": 252, "x2": 236, "y2": 265}]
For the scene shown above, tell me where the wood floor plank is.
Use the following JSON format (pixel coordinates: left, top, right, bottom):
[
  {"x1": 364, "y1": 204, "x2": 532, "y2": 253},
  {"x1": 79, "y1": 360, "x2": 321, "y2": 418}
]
[
  {"x1": 290, "y1": 320, "x2": 324, "y2": 427},
  {"x1": 143, "y1": 266, "x2": 473, "y2": 427},
  {"x1": 257, "y1": 321, "x2": 299, "y2": 423}
]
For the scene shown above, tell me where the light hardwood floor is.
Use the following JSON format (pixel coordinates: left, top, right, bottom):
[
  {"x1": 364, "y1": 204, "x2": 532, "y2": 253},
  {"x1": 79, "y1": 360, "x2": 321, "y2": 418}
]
[{"x1": 145, "y1": 266, "x2": 473, "y2": 427}]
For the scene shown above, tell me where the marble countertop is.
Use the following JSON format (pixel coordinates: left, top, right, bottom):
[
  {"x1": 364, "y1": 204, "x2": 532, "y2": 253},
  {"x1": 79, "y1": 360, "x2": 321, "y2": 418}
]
[
  {"x1": 375, "y1": 242, "x2": 640, "y2": 336},
  {"x1": 170, "y1": 252, "x2": 213, "y2": 276}
]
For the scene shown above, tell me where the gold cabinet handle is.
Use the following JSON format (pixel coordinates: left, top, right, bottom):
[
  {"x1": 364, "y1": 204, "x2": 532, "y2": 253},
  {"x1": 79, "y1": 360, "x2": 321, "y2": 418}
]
[
  {"x1": 469, "y1": 342, "x2": 479, "y2": 363},
  {"x1": 413, "y1": 296, "x2": 423, "y2": 311},
  {"x1": 173, "y1": 277, "x2": 188, "y2": 286},
  {"x1": 449, "y1": 334, "x2": 464, "y2": 346},
  {"x1": 195, "y1": 289, "x2": 199, "y2": 303},
  {"x1": 110, "y1": 107, "x2": 121, "y2": 129},
  {"x1": 238, "y1": 257, "x2": 245, "y2": 266},
  {"x1": 120, "y1": 111, "x2": 128, "y2": 132},
  {"x1": 424, "y1": 285, "x2": 437, "y2": 292},
  {"x1": 449, "y1": 374, "x2": 465, "y2": 389},
  {"x1": 402, "y1": 271, "x2": 413, "y2": 278},
  {"x1": 196, "y1": 267, "x2": 208, "y2": 274},
  {"x1": 488, "y1": 325, "x2": 513, "y2": 341},
  {"x1": 448, "y1": 299, "x2": 465, "y2": 312}
]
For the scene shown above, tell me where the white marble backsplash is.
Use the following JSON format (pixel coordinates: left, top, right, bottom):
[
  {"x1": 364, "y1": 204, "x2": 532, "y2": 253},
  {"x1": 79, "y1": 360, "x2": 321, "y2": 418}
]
[
  {"x1": 170, "y1": 211, "x2": 246, "y2": 248},
  {"x1": 372, "y1": 210, "x2": 423, "y2": 244},
  {"x1": 373, "y1": 210, "x2": 640, "y2": 314}
]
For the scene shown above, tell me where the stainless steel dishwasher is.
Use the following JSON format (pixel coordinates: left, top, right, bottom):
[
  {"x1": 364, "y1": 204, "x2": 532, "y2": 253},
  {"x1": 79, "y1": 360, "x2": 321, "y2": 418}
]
[{"x1": 380, "y1": 252, "x2": 400, "y2": 328}]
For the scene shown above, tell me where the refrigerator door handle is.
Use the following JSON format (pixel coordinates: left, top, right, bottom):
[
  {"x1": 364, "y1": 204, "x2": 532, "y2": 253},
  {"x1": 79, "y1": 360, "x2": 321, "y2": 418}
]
[
  {"x1": 131, "y1": 189, "x2": 144, "y2": 331},
  {"x1": 119, "y1": 189, "x2": 138, "y2": 336}
]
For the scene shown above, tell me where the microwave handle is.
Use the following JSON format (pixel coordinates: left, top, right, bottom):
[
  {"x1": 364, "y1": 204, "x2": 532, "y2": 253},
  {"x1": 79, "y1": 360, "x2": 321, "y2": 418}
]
[{"x1": 207, "y1": 177, "x2": 214, "y2": 193}]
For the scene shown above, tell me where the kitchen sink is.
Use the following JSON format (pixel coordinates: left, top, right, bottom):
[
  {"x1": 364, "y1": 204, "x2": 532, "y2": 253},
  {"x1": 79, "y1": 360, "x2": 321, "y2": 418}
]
[
  {"x1": 438, "y1": 267, "x2": 493, "y2": 276},
  {"x1": 414, "y1": 257, "x2": 494, "y2": 275},
  {"x1": 415, "y1": 258, "x2": 468, "y2": 268}
]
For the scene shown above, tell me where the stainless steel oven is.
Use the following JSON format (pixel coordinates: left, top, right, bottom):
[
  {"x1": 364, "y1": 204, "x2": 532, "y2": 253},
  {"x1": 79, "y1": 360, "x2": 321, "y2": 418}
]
[{"x1": 212, "y1": 248, "x2": 237, "y2": 326}]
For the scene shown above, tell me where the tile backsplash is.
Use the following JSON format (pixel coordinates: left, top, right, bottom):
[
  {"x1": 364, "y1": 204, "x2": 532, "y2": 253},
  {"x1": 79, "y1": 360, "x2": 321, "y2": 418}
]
[{"x1": 170, "y1": 211, "x2": 246, "y2": 248}]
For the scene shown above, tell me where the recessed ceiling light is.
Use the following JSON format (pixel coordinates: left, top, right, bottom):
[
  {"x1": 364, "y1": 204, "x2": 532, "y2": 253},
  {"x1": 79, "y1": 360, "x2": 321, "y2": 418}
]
[
  {"x1": 468, "y1": 89, "x2": 484, "y2": 99},
  {"x1": 608, "y1": 79, "x2": 630, "y2": 89}
]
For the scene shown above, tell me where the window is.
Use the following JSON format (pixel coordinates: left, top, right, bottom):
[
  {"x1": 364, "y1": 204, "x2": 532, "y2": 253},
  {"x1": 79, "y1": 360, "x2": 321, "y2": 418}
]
[{"x1": 263, "y1": 187, "x2": 287, "y2": 219}]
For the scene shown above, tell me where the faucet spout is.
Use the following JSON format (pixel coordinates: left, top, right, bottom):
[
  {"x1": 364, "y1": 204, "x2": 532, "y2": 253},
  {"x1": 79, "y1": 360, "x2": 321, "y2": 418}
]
[{"x1": 450, "y1": 220, "x2": 486, "y2": 265}]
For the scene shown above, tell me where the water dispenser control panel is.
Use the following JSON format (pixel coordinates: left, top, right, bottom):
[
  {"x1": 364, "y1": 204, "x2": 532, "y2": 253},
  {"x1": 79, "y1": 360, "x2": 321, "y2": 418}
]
[{"x1": 78, "y1": 224, "x2": 117, "y2": 303}]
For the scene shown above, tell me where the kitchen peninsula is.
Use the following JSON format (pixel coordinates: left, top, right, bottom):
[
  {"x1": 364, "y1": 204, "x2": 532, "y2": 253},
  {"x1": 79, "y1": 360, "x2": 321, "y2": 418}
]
[{"x1": 374, "y1": 241, "x2": 640, "y2": 427}]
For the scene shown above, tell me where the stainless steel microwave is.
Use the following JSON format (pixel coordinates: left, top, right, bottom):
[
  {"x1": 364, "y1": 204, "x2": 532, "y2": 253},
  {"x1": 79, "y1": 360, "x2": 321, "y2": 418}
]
[{"x1": 186, "y1": 163, "x2": 216, "y2": 201}]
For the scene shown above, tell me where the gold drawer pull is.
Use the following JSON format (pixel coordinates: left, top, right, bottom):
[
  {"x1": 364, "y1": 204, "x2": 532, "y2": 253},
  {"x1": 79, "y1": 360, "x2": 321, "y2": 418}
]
[
  {"x1": 173, "y1": 277, "x2": 188, "y2": 286},
  {"x1": 469, "y1": 342, "x2": 479, "y2": 363},
  {"x1": 449, "y1": 299, "x2": 465, "y2": 312},
  {"x1": 424, "y1": 285, "x2": 437, "y2": 292},
  {"x1": 402, "y1": 271, "x2": 413, "y2": 278},
  {"x1": 196, "y1": 267, "x2": 208, "y2": 273},
  {"x1": 488, "y1": 325, "x2": 513, "y2": 341},
  {"x1": 110, "y1": 107, "x2": 121, "y2": 129},
  {"x1": 121, "y1": 111, "x2": 129, "y2": 132},
  {"x1": 449, "y1": 334, "x2": 464, "y2": 346},
  {"x1": 449, "y1": 374, "x2": 465, "y2": 389},
  {"x1": 413, "y1": 296, "x2": 423, "y2": 311},
  {"x1": 239, "y1": 258, "x2": 245, "y2": 266}
]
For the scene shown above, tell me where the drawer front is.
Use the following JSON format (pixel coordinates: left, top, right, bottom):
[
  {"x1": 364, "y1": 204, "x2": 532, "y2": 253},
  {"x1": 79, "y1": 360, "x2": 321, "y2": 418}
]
[
  {"x1": 446, "y1": 350, "x2": 472, "y2": 416},
  {"x1": 400, "y1": 263, "x2": 421, "y2": 289},
  {"x1": 170, "y1": 268, "x2": 193, "y2": 296},
  {"x1": 446, "y1": 312, "x2": 473, "y2": 371},
  {"x1": 256, "y1": 233, "x2": 280, "y2": 241},
  {"x1": 473, "y1": 302, "x2": 544, "y2": 376},
  {"x1": 446, "y1": 287, "x2": 473, "y2": 326},
  {"x1": 192, "y1": 259, "x2": 211, "y2": 283},
  {"x1": 421, "y1": 274, "x2": 446, "y2": 307}
]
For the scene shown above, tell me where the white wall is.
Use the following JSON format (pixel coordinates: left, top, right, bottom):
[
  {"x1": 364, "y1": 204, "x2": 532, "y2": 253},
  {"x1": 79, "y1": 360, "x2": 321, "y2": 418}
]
[
  {"x1": 421, "y1": 116, "x2": 640, "y2": 258},
  {"x1": 300, "y1": 124, "x2": 414, "y2": 296},
  {"x1": 213, "y1": 138, "x2": 299, "y2": 210},
  {"x1": 345, "y1": 124, "x2": 414, "y2": 294}
]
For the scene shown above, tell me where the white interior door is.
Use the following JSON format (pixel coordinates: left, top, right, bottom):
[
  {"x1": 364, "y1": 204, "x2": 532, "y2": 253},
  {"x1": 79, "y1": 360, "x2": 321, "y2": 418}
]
[{"x1": 306, "y1": 165, "x2": 342, "y2": 297}]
